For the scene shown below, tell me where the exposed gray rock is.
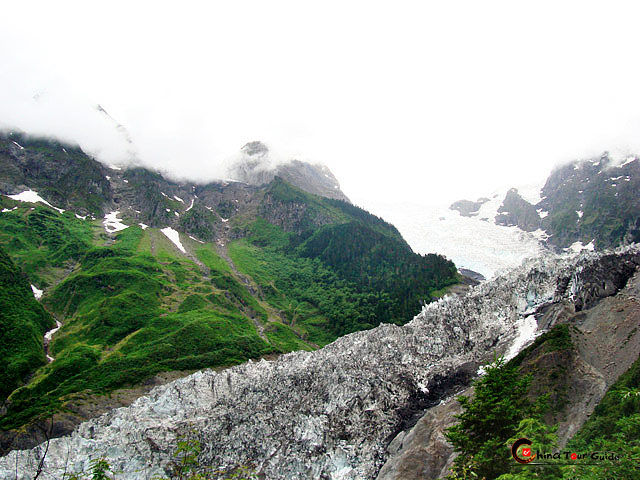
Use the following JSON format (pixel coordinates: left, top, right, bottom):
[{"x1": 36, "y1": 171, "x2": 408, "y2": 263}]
[
  {"x1": 375, "y1": 389, "x2": 470, "y2": 480},
  {"x1": 1, "y1": 248, "x2": 639, "y2": 479},
  {"x1": 494, "y1": 188, "x2": 541, "y2": 232},
  {"x1": 449, "y1": 198, "x2": 489, "y2": 217}
]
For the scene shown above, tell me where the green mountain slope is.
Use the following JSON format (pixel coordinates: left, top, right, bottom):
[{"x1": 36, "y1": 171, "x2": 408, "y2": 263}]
[{"x1": 0, "y1": 245, "x2": 54, "y2": 400}]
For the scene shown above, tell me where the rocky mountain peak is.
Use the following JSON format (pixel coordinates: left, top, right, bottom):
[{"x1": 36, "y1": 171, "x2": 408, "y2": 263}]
[
  {"x1": 240, "y1": 140, "x2": 269, "y2": 158},
  {"x1": 229, "y1": 142, "x2": 351, "y2": 203}
]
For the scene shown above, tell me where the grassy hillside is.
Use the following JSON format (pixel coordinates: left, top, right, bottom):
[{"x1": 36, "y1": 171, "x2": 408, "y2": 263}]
[
  {"x1": 0, "y1": 245, "x2": 54, "y2": 400},
  {"x1": 0, "y1": 202, "x2": 303, "y2": 430}
]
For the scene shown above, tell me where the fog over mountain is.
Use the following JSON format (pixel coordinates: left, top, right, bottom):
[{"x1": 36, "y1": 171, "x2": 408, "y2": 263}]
[{"x1": 3, "y1": 1, "x2": 640, "y2": 208}]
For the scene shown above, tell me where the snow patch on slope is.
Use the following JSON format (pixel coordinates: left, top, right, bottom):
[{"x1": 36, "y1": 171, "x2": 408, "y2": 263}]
[
  {"x1": 8, "y1": 190, "x2": 64, "y2": 213},
  {"x1": 44, "y1": 320, "x2": 63, "y2": 362},
  {"x1": 161, "y1": 227, "x2": 186, "y2": 253},
  {"x1": 103, "y1": 211, "x2": 129, "y2": 233},
  {"x1": 31, "y1": 285, "x2": 43, "y2": 300},
  {"x1": 505, "y1": 315, "x2": 538, "y2": 360}
]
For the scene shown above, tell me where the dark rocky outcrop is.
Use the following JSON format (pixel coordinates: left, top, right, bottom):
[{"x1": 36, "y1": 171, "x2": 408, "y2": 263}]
[
  {"x1": 0, "y1": 132, "x2": 113, "y2": 216},
  {"x1": 494, "y1": 188, "x2": 541, "y2": 232},
  {"x1": 539, "y1": 154, "x2": 640, "y2": 249},
  {"x1": 449, "y1": 198, "x2": 489, "y2": 217}
]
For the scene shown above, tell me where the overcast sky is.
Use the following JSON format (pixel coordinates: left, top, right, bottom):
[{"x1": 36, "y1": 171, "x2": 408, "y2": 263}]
[{"x1": 2, "y1": 1, "x2": 640, "y2": 208}]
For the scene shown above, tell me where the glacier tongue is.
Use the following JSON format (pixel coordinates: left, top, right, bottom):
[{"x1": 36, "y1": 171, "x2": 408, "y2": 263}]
[
  {"x1": 362, "y1": 201, "x2": 548, "y2": 279},
  {"x1": 1, "y1": 247, "x2": 638, "y2": 480}
]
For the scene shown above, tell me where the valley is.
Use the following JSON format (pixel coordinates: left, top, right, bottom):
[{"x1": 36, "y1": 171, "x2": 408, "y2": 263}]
[
  {"x1": 0, "y1": 133, "x2": 459, "y2": 455},
  {"x1": 0, "y1": 132, "x2": 639, "y2": 479}
]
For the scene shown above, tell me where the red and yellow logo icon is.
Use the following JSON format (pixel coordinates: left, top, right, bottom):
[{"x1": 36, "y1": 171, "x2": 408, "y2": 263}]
[{"x1": 511, "y1": 438, "x2": 537, "y2": 464}]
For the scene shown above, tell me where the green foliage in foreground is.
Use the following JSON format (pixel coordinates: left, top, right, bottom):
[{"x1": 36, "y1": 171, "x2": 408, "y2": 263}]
[
  {"x1": 447, "y1": 341, "x2": 640, "y2": 480},
  {"x1": 0, "y1": 245, "x2": 54, "y2": 400},
  {"x1": 62, "y1": 431, "x2": 256, "y2": 479},
  {"x1": 445, "y1": 358, "x2": 533, "y2": 480}
]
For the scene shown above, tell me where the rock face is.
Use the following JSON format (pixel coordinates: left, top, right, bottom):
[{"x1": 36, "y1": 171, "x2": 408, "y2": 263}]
[
  {"x1": 0, "y1": 132, "x2": 113, "y2": 215},
  {"x1": 375, "y1": 390, "x2": 469, "y2": 480},
  {"x1": 494, "y1": 188, "x2": 541, "y2": 232},
  {"x1": 0, "y1": 135, "x2": 351, "y2": 243},
  {"x1": 539, "y1": 154, "x2": 640, "y2": 249},
  {"x1": 2, "y1": 248, "x2": 638, "y2": 480}
]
